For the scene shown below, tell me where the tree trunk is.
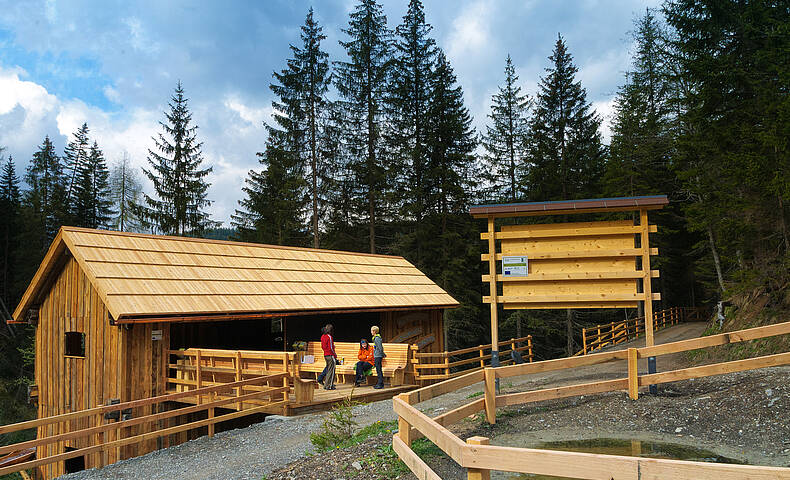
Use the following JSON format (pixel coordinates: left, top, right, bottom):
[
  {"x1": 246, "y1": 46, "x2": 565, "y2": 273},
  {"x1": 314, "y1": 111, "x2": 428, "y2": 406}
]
[
  {"x1": 779, "y1": 195, "x2": 789, "y2": 253},
  {"x1": 566, "y1": 309, "x2": 574, "y2": 356},
  {"x1": 707, "y1": 225, "x2": 726, "y2": 293}
]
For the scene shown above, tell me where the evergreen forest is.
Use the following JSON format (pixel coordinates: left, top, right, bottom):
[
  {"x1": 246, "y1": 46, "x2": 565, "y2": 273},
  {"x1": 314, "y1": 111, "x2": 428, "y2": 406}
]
[{"x1": 1, "y1": 0, "x2": 788, "y2": 433}]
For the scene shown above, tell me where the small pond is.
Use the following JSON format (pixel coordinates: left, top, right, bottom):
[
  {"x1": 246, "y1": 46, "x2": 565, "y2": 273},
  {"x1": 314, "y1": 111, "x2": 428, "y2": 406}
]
[{"x1": 510, "y1": 438, "x2": 743, "y2": 479}]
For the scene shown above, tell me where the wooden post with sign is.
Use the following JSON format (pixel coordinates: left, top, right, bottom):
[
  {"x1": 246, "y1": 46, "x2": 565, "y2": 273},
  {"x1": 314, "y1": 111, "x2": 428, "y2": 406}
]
[{"x1": 472, "y1": 196, "x2": 667, "y2": 358}]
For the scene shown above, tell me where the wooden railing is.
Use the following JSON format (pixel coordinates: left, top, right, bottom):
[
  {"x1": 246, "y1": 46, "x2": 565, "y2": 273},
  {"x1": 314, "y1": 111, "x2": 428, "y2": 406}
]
[
  {"x1": 577, "y1": 306, "x2": 706, "y2": 355},
  {"x1": 0, "y1": 372, "x2": 290, "y2": 478},
  {"x1": 393, "y1": 320, "x2": 790, "y2": 479},
  {"x1": 411, "y1": 336, "x2": 533, "y2": 384},
  {"x1": 167, "y1": 348, "x2": 298, "y2": 397}
]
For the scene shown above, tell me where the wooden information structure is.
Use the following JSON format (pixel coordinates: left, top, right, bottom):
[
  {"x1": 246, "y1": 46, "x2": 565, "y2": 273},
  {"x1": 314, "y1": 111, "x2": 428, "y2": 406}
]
[{"x1": 470, "y1": 196, "x2": 668, "y2": 364}]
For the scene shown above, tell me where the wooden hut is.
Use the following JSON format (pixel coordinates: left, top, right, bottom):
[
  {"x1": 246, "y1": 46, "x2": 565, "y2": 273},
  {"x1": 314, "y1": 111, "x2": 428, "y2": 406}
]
[{"x1": 11, "y1": 226, "x2": 457, "y2": 477}]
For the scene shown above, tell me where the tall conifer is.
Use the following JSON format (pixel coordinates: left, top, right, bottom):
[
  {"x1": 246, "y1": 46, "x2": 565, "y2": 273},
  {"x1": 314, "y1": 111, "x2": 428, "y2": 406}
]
[
  {"x1": 74, "y1": 142, "x2": 114, "y2": 229},
  {"x1": 109, "y1": 153, "x2": 144, "y2": 232},
  {"x1": 334, "y1": 0, "x2": 393, "y2": 253},
  {"x1": 388, "y1": 0, "x2": 437, "y2": 226},
  {"x1": 143, "y1": 82, "x2": 215, "y2": 236},
  {"x1": 0, "y1": 155, "x2": 20, "y2": 308},
  {"x1": 481, "y1": 55, "x2": 531, "y2": 203},
  {"x1": 528, "y1": 35, "x2": 605, "y2": 202},
  {"x1": 232, "y1": 141, "x2": 308, "y2": 246},
  {"x1": 63, "y1": 123, "x2": 90, "y2": 209}
]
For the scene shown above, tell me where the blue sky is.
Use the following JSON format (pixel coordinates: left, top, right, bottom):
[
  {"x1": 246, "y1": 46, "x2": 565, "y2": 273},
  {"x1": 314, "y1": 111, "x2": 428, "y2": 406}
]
[{"x1": 0, "y1": 0, "x2": 661, "y2": 226}]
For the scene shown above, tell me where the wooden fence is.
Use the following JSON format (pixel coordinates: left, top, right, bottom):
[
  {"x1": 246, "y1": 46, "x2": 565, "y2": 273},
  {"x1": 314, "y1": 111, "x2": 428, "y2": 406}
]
[
  {"x1": 394, "y1": 320, "x2": 790, "y2": 479},
  {"x1": 411, "y1": 336, "x2": 533, "y2": 384},
  {"x1": 0, "y1": 372, "x2": 289, "y2": 478},
  {"x1": 577, "y1": 306, "x2": 706, "y2": 355}
]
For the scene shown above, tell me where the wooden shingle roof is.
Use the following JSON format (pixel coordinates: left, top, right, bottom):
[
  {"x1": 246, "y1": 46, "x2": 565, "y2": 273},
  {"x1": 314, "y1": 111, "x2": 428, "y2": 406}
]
[{"x1": 12, "y1": 227, "x2": 458, "y2": 323}]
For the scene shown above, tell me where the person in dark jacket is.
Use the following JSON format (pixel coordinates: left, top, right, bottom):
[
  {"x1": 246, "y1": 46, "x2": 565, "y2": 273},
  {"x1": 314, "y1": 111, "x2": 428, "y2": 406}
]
[
  {"x1": 354, "y1": 339, "x2": 374, "y2": 386},
  {"x1": 371, "y1": 325, "x2": 385, "y2": 389},
  {"x1": 317, "y1": 324, "x2": 337, "y2": 390}
]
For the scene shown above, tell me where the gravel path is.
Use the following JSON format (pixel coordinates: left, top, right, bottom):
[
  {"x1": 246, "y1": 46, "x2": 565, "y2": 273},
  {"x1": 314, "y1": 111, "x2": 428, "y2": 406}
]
[{"x1": 59, "y1": 400, "x2": 397, "y2": 480}]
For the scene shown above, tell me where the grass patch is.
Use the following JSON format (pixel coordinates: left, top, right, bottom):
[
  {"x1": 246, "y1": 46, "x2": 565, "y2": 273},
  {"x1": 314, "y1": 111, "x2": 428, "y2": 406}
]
[
  {"x1": 466, "y1": 391, "x2": 484, "y2": 399},
  {"x1": 356, "y1": 438, "x2": 443, "y2": 479}
]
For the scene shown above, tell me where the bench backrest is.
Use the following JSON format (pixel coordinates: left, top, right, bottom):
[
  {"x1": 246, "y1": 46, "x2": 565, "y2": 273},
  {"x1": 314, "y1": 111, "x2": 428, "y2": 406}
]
[{"x1": 303, "y1": 341, "x2": 410, "y2": 369}]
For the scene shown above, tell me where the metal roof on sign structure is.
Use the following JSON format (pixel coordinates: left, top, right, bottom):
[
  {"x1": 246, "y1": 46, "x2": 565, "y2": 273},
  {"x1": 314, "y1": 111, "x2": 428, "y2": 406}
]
[
  {"x1": 469, "y1": 195, "x2": 669, "y2": 218},
  {"x1": 12, "y1": 227, "x2": 458, "y2": 324}
]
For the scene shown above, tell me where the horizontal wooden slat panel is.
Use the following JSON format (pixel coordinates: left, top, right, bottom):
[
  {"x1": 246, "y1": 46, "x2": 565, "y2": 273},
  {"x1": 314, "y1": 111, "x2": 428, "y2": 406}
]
[
  {"x1": 481, "y1": 248, "x2": 658, "y2": 261},
  {"x1": 482, "y1": 271, "x2": 658, "y2": 282},
  {"x1": 481, "y1": 224, "x2": 657, "y2": 240},
  {"x1": 484, "y1": 293, "x2": 660, "y2": 303}
]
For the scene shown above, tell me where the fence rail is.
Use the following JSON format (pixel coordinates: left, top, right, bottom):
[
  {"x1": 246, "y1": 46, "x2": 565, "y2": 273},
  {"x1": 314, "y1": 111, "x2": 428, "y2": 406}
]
[
  {"x1": 394, "y1": 319, "x2": 790, "y2": 479},
  {"x1": 0, "y1": 372, "x2": 289, "y2": 478},
  {"x1": 411, "y1": 336, "x2": 533, "y2": 383},
  {"x1": 577, "y1": 306, "x2": 706, "y2": 355}
]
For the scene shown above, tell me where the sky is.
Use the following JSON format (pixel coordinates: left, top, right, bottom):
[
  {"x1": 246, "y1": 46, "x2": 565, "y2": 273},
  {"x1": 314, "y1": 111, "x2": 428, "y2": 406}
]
[{"x1": 0, "y1": 0, "x2": 662, "y2": 227}]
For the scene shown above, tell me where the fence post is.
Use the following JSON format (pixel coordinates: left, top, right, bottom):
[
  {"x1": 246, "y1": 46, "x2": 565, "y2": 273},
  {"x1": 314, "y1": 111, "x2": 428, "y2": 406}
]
[
  {"x1": 235, "y1": 351, "x2": 243, "y2": 411},
  {"x1": 466, "y1": 436, "x2": 491, "y2": 480},
  {"x1": 527, "y1": 336, "x2": 533, "y2": 362},
  {"x1": 483, "y1": 368, "x2": 496, "y2": 425},
  {"x1": 397, "y1": 394, "x2": 414, "y2": 446},
  {"x1": 627, "y1": 348, "x2": 639, "y2": 400},
  {"x1": 479, "y1": 347, "x2": 485, "y2": 368}
]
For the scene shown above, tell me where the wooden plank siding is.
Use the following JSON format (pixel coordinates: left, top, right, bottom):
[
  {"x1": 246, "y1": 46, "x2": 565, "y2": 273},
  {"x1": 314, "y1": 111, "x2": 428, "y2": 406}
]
[{"x1": 34, "y1": 257, "x2": 167, "y2": 478}]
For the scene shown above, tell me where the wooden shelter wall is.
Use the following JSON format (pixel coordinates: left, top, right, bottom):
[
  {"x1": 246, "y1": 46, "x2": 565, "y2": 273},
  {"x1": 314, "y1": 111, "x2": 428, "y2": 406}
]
[
  {"x1": 34, "y1": 257, "x2": 169, "y2": 479},
  {"x1": 382, "y1": 310, "x2": 444, "y2": 353}
]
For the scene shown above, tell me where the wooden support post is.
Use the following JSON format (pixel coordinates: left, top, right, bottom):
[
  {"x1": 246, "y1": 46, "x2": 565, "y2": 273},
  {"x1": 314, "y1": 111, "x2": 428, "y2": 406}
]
[
  {"x1": 487, "y1": 217, "x2": 500, "y2": 368},
  {"x1": 527, "y1": 336, "x2": 533, "y2": 362},
  {"x1": 479, "y1": 347, "x2": 485, "y2": 368},
  {"x1": 582, "y1": 328, "x2": 587, "y2": 355},
  {"x1": 466, "y1": 436, "x2": 491, "y2": 480},
  {"x1": 195, "y1": 350, "x2": 203, "y2": 405},
  {"x1": 444, "y1": 356, "x2": 450, "y2": 379},
  {"x1": 627, "y1": 348, "x2": 639, "y2": 400},
  {"x1": 483, "y1": 368, "x2": 496, "y2": 425},
  {"x1": 640, "y1": 209, "x2": 655, "y2": 347},
  {"x1": 235, "y1": 351, "x2": 243, "y2": 411}
]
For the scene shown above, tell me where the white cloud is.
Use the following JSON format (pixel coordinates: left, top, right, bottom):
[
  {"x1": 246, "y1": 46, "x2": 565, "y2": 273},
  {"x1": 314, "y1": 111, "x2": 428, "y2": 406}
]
[
  {"x1": 0, "y1": 66, "x2": 62, "y2": 158},
  {"x1": 123, "y1": 17, "x2": 161, "y2": 55},
  {"x1": 224, "y1": 95, "x2": 271, "y2": 129},
  {"x1": 446, "y1": 0, "x2": 495, "y2": 61},
  {"x1": 592, "y1": 97, "x2": 617, "y2": 144}
]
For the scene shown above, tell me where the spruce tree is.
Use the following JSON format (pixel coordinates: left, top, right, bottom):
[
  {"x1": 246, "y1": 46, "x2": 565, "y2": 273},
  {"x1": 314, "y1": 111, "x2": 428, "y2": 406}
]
[
  {"x1": 481, "y1": 55, "x2": 531, "y2": 203},
  {"x1": 109, "y1": 152, "x2": 144, "y2": 232},
  {"x1": 388, "y1": 0, "x2": 437, "y2": 226},
  {"x1": 334, "y1": 0, "x2": 393, "y2": 253},
  {"x1": 24, "y1": 136, "x2": 67, "y2": 246},
  {"x1": 143, "y1": 82, "x2": 215, "y2": 236},
  {"x1": 268, "y1": 7, "x2": 332, "y2": 248},
  {"x1": 231, "y1": 141, "x2": 308, "y2": 246},
  {"x1": 0, "y1": 155, "x2": 20, "y2": 308},
  {"x1": 528, "y1": 34, "x2": 605, "y2": 202},
  {"x1": 74, "y1": 141, "x2": 114, "y2": 229},
  {"x1": 63, "y1": 123, "x2": 90, "y2": 209},
  {"x1": 297, "y1": 8, "x2": 331, "y2": 248}
]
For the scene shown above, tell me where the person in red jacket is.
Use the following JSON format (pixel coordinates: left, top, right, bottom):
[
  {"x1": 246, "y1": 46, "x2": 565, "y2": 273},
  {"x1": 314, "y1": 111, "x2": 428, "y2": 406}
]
[
  {"x1": 354, "y1": 339, "x2": 374, "y2": 386},
  {"x1": 317, "y1": 324, "x2": 338, "y2": 390}
]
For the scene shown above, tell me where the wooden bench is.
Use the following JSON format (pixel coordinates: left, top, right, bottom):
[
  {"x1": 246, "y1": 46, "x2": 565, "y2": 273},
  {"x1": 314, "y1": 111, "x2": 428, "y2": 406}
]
[{"x1": 298, "y1": 341, "x2": 409, "y2": 386}]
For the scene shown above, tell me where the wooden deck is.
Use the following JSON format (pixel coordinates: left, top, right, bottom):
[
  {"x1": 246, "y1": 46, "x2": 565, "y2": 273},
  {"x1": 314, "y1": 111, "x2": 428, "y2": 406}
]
[
  {"x1": 166, "y1": 382, "x2": 416, "y2": 417},
  {"x1": 286, "y1": 382, "x2": 415, "y2": 416}
]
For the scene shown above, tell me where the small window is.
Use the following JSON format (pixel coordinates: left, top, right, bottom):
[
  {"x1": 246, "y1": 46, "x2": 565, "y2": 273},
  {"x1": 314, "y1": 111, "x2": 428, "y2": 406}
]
[
  {"x1": 64, "y1": 446, "x2": 85, "y2": 473},
  {"x1": 65, "y1": 332, "x2": 85, "y2": 357}
]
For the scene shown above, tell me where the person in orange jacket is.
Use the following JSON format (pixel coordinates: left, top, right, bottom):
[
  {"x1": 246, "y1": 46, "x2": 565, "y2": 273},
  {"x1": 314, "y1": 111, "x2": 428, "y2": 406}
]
[{"x1": 354, "y1": 338, "x2": 374, "y2": 386}]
